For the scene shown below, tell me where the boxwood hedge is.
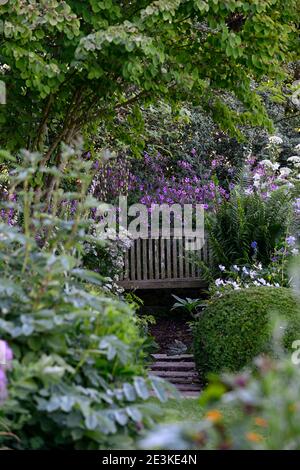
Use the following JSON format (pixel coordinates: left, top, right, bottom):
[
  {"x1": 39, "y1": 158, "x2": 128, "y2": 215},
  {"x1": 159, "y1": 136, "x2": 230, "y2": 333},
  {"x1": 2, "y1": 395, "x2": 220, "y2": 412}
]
[{"x1": 193, "y1": 287, "x2": 300, "y2": 377}]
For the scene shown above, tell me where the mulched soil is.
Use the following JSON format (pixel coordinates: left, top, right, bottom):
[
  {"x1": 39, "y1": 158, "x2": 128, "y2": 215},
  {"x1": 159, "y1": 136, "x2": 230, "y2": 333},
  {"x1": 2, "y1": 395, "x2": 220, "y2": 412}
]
[{"x1": 149, "y1": 315, "x2": 193, "y2": 354}]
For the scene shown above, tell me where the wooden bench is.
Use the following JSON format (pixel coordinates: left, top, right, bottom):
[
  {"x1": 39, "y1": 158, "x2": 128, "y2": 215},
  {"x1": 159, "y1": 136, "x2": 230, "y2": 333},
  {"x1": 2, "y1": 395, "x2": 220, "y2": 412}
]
[{"x1": 118, "y1": 237, "x2": 210, "y2": 289}]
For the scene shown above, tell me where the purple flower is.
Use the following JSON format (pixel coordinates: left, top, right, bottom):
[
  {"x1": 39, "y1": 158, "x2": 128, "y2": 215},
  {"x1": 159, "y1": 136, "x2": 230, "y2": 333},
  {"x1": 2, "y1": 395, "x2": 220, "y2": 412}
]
[
  {"x1": 0, "y1": 369, "x2": 7, "y2": 402},
  {"x1": 0, "y1": 340, "x2": 13, "y2": 369},
  {"x1": 286, "y1": 236, "x2": 296, "y2": 246},
  {"x1": 251, "y1": 241, "x2": 258, "y2": 250}
]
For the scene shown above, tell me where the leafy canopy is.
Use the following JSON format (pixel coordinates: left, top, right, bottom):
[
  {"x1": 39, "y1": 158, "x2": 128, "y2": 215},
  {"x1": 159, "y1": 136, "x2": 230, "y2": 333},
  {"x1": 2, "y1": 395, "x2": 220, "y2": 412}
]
[{"x1": 0, "y1": 0, "x2": 298, "y2": 156}]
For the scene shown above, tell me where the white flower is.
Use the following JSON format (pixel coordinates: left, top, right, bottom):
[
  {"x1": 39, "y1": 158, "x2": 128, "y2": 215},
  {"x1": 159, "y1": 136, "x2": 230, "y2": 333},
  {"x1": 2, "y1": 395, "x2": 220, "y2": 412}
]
[
  {"x1": 219, "y1": 265, "x2": 225, "y2": 271},
  {"x1": 258, "y1": 278, "x2": 267, "y2": 285},
  {"x1": 242, "y1": 266, "x2": 249, "y2": 275},
  {"x1": 215, "y1": 278, "x2": 224, "y2": 286},
  {"x1": 249, "y1": 270, "x2": 257, "y2": 279},
  {"x1": 287, "y1": 156, "x2": 300, "y2": 164},
  {"x1": 280, "y1": 167, "x2": 292, "y2": 176},
  {"x1": 295, "y1": 143, "x2": 300, "y2": 153},
  {"x1": 245, "y1": 188, "x2": 254, "y2": 195},
  {"x1": 292, "y1": 248, "x2": 299, "y2": 256},
  {"x1": 232, "y1": 265, "x2": 240, "y2": 272},
  {"x1": 260, "y1": 159, "x2": 274, "y2": 168},
  {"x1": 269, "y1": 135, "x2": 283, "y2": 145}
]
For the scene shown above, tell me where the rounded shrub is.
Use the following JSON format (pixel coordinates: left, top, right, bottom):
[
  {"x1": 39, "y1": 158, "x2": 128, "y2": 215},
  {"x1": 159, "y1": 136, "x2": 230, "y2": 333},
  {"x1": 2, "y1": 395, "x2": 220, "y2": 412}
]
[{"x1": 193, "y1": 287, "x2": 300, "y2": 376}]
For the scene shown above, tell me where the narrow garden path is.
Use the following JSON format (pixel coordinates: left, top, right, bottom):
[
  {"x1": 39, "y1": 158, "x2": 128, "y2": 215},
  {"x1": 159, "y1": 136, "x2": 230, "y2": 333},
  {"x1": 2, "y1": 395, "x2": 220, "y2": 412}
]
[
  {"x1": 150, "y1": 353, "x2": 201, "y2": 398},
  {"x1": 145, "y1": 301, "x2": 202, "y2": 398}
]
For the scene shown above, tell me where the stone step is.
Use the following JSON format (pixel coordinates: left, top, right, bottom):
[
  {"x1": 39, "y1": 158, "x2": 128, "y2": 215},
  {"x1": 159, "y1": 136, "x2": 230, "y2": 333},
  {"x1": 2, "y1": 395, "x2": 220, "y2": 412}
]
[
  {"x1": 152, "y1": 354, "x2": 194, "y2": 361},
  {"x1": 175, "y1": 383, "x2": 201, "y2": 392},
  {"x1": 151, "y1": 361, "x2": 195, "y2": 370},
  {"x1": 150, "y1": 370, "x2": 200, "y2": 382}
]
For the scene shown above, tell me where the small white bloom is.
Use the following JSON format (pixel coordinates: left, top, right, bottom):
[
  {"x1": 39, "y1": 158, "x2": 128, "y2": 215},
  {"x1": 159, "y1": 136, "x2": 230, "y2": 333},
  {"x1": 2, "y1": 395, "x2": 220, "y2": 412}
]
[
  {"x1": 242, "y1": 266, "x2": 249, "y2": 275},
  {"x1": 269, "y1": 135, "x2": 283, "y2": 145},
  {"x1": 279, "y1": 167, "x2": 292, "y2": 176},
  {"x1": 287, "y1": 156, "x2": 300, "y2": 164},
  {"x1": 260, "y1": 159, "x2": 274, "y2": 168},
  {"x1": 258, "y1": 278, "x2": 267, "y2": 285},
  {"x1": 219, "y1": 265, "x2": 225, "y2": 271},
  {"x1": 232, "y1": 265, "x2": 240, "y2": 272}
]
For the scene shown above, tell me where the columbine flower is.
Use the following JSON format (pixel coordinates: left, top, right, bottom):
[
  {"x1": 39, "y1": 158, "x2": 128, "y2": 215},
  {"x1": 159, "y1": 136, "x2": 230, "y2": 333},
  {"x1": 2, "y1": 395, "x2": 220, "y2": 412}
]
[
  {"x1": 251, "y1": 241, "x2": 258, "y2": 250},
  {"x1": 215, "y1": 278, "x2": 225, "y2": 287},
  {"x1": 232, "y1": 265, "x2": 240, "y2": 272},
  {"x1": 286, "y1": 236, "x2": 296, "y2": 246},
  {"x1": 269, "y1": 136, "x2": 283, "y2": 145},
  {"x1": 242, "y1": 266, "x2": 249, "y2": 275},
  {"x1": 218, "y1": 265, "x2": 225, "y2": 272}
]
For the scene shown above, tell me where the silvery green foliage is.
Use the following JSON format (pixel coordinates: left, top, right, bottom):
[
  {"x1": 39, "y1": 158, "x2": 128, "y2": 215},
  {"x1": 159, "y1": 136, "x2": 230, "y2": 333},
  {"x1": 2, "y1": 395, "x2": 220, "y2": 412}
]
[{"x1": 0, "y1": 145, "x2": 169, "y2": 450}]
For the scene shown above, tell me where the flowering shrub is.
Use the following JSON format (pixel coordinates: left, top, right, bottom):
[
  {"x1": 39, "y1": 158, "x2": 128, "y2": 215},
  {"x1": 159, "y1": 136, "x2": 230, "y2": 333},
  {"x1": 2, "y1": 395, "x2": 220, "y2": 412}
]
[
  {"x1": 90, "y1": 150, "x2": 229, "y2": 209},
  {"x1": 243, "y1": 138, "x2": 300, "y2": 198},
  {"x1": 211, "y1": 235, "x2": 299, "y2": 295},
  {"x1": 83, "y1": 225, "x2": 133, "y2": 290}
]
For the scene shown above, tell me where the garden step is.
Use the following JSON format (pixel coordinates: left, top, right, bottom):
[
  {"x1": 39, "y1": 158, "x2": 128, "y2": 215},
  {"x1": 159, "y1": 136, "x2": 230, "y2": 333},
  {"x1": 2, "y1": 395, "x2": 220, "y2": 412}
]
[
  {"x1": 151, "y1": 361, "x2": 195, "y2": 370},
  {"x1": 152, "y1": 354, "x2": 194, "y2": 361},
  {"x1": 182, "y1": 392, "x2": 200, "y2": 398},
  {"x1": 150, "y1": 354, "x2": 201, "y2": 397},
  {"x1": 150, "y1": 370, "x2": 200, "y2": 382},
  {"x1": 175, "y1": 383, "x2": 201, "y2": 392}
]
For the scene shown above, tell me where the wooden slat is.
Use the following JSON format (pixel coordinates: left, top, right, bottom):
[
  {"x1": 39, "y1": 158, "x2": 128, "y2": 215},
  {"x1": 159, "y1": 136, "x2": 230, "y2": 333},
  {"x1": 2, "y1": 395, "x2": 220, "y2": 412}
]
[
  {"x1": 184, "y1": 240, "x2": 190, "y2": 278},
  {"x1": 136, "y1": 238, "x2": 142, "y2": 280},
  {"x1": 118, "y1": 278, "x2": 205, "y2": 289},
  {"x1": 191, "y1": 251, "x2": 195, "y2": 277},
  {"x1": 172, "y1": 238, "x2": 178, "y2": 278},
  {"x1": 166, "y1": 239, "x2": 171, "y2": 278},
  {"x1": 142, "y1": 239, "x2": 148, "y2": 280},
  {"x1": 148, "y1": 238, "x2": 153, "y2": 279},
  {"x1": 130, "y1": 241, "x2": 136, "y2": 280},
  {"x1": 160, "y1": 238, "x2": 165, "y2": 279},
  {"x1": 178, "y1": 239, "x2": 184, "y2": 278},
  {"x1": 154, "y1": 239, "x2": 160, "y2": 279}
]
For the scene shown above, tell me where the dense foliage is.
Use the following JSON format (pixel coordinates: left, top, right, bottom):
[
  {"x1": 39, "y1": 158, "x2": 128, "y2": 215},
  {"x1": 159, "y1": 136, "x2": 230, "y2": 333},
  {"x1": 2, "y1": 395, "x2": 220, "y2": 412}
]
[
  {"x1": 193, "y1": 287, "x2": 300, "y2": 376},
  {"x1": 0, "y1": 146, "x2": 169, "y2": 450}
]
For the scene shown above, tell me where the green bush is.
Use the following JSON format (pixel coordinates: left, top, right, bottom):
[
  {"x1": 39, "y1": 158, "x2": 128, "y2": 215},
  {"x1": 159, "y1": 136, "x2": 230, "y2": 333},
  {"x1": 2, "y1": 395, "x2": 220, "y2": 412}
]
[{"x1": 193, "y1": 287, "x2": 300, "y2": 376}]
